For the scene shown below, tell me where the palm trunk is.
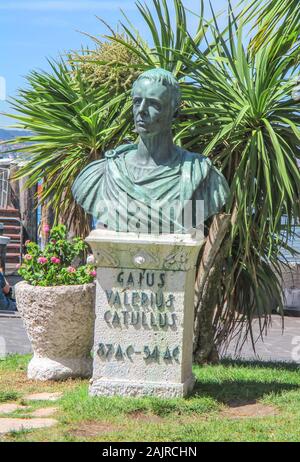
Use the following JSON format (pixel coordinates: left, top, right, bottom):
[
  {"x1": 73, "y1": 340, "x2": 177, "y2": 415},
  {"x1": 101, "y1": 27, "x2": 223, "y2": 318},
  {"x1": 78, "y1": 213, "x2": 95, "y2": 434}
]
[
  {"x1": 193, "y1": 213, "x2": 231, "y2": 364},
  {"x1": 40, "y1": 200, "x2": 55, "y2": 248}
]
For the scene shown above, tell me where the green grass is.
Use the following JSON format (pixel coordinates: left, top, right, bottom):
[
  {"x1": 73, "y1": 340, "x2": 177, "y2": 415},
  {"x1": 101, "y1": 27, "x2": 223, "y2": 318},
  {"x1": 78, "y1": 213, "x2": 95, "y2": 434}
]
[
  {"x1": 0, "y1": 354, "x2": 31, "y2": 372},
  {"x1": 60, "y1": 384, "x2": 218, "y2": 422},
  {"x1": 0, "y1": 391, "x2": 20, "y2": 403},
  {"x1": 1, "y1": 355, "x2": 300, "y2": 441}
]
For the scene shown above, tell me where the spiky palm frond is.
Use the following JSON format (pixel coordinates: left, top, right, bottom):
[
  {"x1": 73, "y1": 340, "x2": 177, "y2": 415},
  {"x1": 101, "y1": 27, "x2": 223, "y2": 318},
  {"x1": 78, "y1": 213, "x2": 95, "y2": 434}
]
[
  {"x1": 104, "y1": 0, "x2": 209, "y2": 77},
  {"x1": 242, "y1": 0, "x2": 300, "y2": 58},
  {"x1": 4, "y1": 57, "x2": 133, "y2": 235},
  {"x1": 176, "y1": 10, "x2": 300, "y2": 348}
]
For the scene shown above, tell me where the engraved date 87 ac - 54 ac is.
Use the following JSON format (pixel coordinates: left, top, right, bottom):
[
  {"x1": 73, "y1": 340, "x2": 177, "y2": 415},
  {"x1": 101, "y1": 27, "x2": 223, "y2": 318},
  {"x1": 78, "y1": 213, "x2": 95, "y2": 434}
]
[{"x1": 97, "y1": 342, "x2": 180, "y2": 362}]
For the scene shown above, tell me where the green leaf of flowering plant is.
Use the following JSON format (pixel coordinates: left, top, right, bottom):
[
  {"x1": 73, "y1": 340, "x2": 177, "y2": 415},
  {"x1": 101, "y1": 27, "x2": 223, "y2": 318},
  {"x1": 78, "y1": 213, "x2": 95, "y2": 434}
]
[{"x1": 18, "y1": 225, "x2": 96, "y2": 286}]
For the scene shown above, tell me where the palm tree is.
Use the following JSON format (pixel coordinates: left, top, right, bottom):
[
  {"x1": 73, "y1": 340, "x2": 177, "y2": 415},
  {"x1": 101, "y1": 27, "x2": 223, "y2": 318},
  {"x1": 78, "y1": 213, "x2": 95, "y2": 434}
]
[
  {"x1": 182, "y1": 14, "x2": 300, "y2": 360},
  {"x1": 95, "y1": 0, "x2": 300, "y2": 359},
  {"x1": 4, "y1": 55, "x2": 134, "y2": 236}
]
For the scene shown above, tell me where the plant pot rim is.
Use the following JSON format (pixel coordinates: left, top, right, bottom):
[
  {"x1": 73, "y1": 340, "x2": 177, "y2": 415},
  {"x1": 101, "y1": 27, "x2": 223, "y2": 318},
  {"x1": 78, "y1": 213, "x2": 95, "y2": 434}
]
[{"x1": 15, "y1": 281, "x2": 95, "y2": 290}]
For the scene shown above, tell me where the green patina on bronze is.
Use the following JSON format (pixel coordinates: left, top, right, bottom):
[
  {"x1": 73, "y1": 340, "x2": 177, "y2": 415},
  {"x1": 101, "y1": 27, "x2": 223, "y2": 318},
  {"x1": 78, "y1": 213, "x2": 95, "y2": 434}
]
[{"x1": 72, "y1": 68, "x2": 230, "y2": 232}]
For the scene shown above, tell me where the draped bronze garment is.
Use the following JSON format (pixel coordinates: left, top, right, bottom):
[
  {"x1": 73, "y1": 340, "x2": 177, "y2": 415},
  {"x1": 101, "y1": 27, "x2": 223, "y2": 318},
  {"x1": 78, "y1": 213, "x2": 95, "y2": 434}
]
[{"x1": 72, "y1": 144, "x2": 230, "y2": 233}]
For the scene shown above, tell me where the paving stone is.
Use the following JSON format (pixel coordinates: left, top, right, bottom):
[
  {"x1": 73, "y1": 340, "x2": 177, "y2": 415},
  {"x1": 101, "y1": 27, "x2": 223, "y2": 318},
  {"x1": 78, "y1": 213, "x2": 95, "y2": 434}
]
[
  {"x1": 31, "y1": 407, "x2": 58, "y2": 417},
  {"x1": 222, "y1": 316, "x2": 300, "y2": 363},
  {"x1": 24, "y1": 392, "x2": 62, "y2": 402},
  {"x1": 0, "y1": 318, "x2": 32, "y2": 355},
  {"x1": 0, "y1": 403, "x2": 27, "y2": 414},
  {"x1": 0, "y1": 418, "x2": 57, "y2": 434},
  {"x1": 221, "y1": 403, "x2": 278, "y2": 419},
  {"x1": 70, "y1": 421, "x2": 121, "y2": 438}
]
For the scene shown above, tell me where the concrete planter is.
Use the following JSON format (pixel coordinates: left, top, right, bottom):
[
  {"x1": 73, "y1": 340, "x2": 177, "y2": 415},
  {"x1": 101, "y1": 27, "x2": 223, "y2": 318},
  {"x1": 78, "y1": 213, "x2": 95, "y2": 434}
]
[{"x1": 15, "y1": 281, "x2": 95, "y2": 381}]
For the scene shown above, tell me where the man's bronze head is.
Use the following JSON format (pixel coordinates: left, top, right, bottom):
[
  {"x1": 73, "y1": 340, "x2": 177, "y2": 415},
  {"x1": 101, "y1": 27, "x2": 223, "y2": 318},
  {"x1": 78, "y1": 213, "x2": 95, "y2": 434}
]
[{"x1": 131, "y1": 68, "x2": 181, "y2": 135}]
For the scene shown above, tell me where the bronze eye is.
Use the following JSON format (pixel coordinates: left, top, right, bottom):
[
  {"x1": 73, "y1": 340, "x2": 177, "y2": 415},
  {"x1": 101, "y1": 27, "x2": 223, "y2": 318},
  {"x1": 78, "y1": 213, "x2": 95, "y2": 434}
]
[{"x1": 152, "y1": 102, "x2": 161, "y2": 110}]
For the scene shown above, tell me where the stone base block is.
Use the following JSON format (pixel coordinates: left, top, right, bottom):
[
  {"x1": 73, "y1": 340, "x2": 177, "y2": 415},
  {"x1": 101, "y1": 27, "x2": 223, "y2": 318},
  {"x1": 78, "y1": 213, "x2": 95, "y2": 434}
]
[
  {"x1": 28, "y1": 356, "x2": 92, "y2": 381},
  {"x1": 89, "y1": 375, "x2": 196, "y2": 398}
]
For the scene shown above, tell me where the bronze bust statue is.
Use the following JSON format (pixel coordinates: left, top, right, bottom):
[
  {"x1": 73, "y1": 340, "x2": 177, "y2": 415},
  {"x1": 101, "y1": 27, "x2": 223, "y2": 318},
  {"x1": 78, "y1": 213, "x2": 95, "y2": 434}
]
[{"x1": 72, "y1": 68, "x2": 229, "y2": 233}]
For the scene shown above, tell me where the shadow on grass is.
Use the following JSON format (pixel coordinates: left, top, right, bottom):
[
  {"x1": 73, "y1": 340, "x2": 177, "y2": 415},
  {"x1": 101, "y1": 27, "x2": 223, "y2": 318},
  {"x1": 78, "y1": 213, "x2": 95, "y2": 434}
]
[
  {"x1": 192, "y1": 359, "x2": 300, "y2": 405},
  {"x1": 192, "y1": 380, "x2": 299, "y2": 405},
  {"x1": 220, "y1": 358, "x2": 300, "y2": 372}
]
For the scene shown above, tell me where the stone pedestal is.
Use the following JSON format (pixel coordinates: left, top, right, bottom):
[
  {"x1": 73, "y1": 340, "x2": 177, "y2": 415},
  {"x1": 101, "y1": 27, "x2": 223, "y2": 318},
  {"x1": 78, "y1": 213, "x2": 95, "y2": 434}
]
[{"x1": 86, "y1": 230, "x2": 204, "y2": 398}]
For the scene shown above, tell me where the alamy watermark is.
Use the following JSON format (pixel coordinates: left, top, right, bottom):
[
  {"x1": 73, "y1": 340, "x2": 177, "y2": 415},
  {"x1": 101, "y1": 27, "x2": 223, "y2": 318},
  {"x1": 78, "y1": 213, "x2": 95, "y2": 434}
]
[
  {"x1": 93, "y1": 195, "x2": 204, "y2": 237},
  {"x1": 0, "y1": 76, "x2": 6, "y2": 101}
]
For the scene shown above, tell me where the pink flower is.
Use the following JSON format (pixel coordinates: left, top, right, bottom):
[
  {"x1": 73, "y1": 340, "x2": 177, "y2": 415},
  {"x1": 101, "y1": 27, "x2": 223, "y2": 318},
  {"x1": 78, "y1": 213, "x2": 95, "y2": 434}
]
[
  {"x1": 24, "y1": 254, "x2": 32, "y2": 261},
  {"x1": 90, "y1": 270, "x2": 97, "y2": 278},
  {"x1": 25, "y1": 240, "x2": 31, "y2": 246},
  {"x1": 37, "y1": 256, "x2": 48, "y2": 265},
  {"x1": 43, "y1": 224, "x2": 50, "y2": 233},
  {"x1": 67, "y1": 266, "x2": 76, "y2": 273},
  {"x1": 51, "y1": 256, "x2": 61, "y2": 264},
  {"x1": 16, "y1": 263, "x2": 21, "y2": 269}
]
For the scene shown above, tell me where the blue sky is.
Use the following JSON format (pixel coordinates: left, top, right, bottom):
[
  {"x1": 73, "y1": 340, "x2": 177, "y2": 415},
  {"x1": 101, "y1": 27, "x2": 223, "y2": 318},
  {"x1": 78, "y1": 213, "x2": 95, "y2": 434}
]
[{"x1": 0, "y1": 0, "x2": 232, "y2": 128}]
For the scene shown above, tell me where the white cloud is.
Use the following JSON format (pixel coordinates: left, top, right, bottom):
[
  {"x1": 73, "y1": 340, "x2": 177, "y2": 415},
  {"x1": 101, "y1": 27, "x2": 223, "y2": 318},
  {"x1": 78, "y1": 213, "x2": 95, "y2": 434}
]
[{"x1": 0, "y1": 1, "x2": 135, "y2": 12}]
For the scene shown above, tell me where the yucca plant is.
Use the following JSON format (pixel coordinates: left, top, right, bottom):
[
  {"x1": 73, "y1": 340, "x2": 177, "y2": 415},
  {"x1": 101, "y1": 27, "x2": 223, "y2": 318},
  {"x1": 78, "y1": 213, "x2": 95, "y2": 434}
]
[
  {"x1": 3, "y1": 0, "x2": 209, "y2": 236},
  {"x1": 103, "y1": 0, "x2": 300, "y2": 358},
  {"x1": 179, "y1": 13, "x2": 300, "y2": 359},
  {"x1": 4, "y1": 55, "x2": 134, "y2": 235}
]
